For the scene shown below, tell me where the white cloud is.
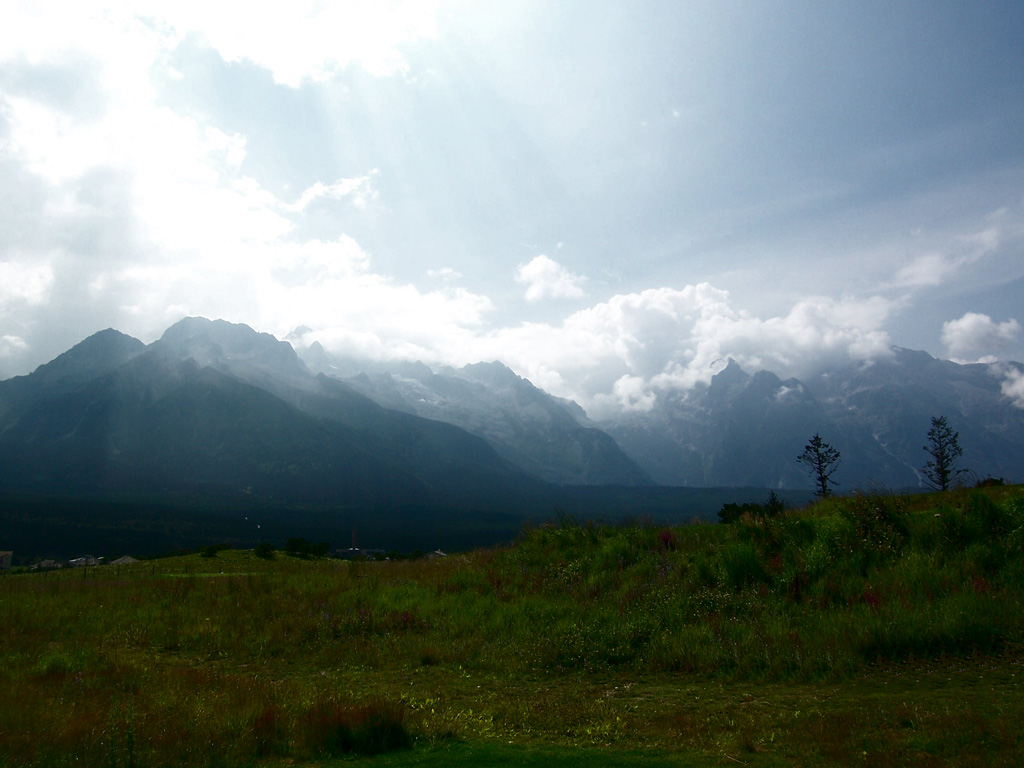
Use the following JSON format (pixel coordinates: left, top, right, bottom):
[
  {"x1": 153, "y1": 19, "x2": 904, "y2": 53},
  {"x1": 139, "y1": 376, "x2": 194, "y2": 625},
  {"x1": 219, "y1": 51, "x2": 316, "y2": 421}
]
[
  {"x1": 515, "y1": 255, "x2": 586, "y2": 302},
  {"x1": 775, "y1": 384, "x2": 800, "y2": 401},
  {"x1": 146, "y1": 0, "x2": 444, "y2": 85},
  {"x1": 0, "y1": 1, "x2": 446, "y2": 87},
  {"x1": 4, "y1": 2, "x2": 1018, "y2": 416},
  {"x1": 0, "y1": 260, "x2": 55, "y2": 305},
  {"x1": 891, "y1": 252, "x2": 956, "y2": 288},
  {"x1": 461, "y1": 284, "x2": 895, "y2": 418},
  {"x1": 941, "y1": 312, "x2": 1021, "y2": 361},
  {"x1": 427, "y1": 267, "x2": 463, "y2": 280},
  {"x1": 287, "y1": 282, "x2": 895, "y2": 417},
  {"x1": 0, "y1": 6, "x2": 408, "y2": 353},
  {"x1": 609, "y1": 375, "x2": 657, "y2": 413},
  {"x1": 0, "y1": 3, "x2": 496, "y2": 380},
  {"x1": 888, "y1": 224, "x2": 1002, "y2": 289},
  {"x1": 0, "y1": 336, "x2": 29, "y2": 357},
  {"x1": 283, "y1": 173, "x2": 380, "y2": 213},
  {"x1": 1001, "y1": 366, "x2": 1024, "y2": 409}
]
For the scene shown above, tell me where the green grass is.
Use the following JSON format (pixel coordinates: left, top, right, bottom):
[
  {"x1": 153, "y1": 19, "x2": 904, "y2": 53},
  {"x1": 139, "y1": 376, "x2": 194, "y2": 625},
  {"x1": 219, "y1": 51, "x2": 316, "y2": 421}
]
[{"x1": 1, "y1": 485, "x2": 1023, "y2": 766}]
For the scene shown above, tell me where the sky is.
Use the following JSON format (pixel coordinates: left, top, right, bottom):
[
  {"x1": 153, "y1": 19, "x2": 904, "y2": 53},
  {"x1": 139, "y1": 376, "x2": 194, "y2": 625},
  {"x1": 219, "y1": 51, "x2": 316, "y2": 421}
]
[{"x1": 2, "y1": 0, "x2": 1023, "y2": 417}]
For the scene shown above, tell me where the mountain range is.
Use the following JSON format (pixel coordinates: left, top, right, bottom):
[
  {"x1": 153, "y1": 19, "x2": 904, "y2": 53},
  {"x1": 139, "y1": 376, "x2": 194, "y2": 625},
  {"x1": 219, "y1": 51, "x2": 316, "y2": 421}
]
[
  {"x1": 0, "y1": 318, "x2": 789, "y2": 557},
  {"x1": 0, "y1": 318, "x2": 536, "y2": 507},
  {"x1": 1, "y1": 317, "x2": 1022, "y2": 557},
  {"x1": 292, "y1": 336, "x2": 1024, "y2": 493},
  {"x1": 601, "y1": 351, "x2": 1024, "y2": 491}
]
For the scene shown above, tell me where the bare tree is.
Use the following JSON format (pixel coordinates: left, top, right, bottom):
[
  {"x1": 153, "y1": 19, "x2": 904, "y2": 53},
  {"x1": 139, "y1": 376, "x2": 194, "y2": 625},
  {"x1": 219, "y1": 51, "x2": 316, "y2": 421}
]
[
  {"x1": 797, "y1": 433, "x2": 841, "y2": 498},
  {"x1": 922, "y1": 415, "x2": 965, "y2": 491}
]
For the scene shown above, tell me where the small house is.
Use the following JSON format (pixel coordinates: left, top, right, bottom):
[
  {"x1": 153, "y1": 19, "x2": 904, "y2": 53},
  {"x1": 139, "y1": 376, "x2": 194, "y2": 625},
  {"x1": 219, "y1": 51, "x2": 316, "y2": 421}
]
[{"x1": 0, "y1": 551, "x2": 11, "y2": 570}]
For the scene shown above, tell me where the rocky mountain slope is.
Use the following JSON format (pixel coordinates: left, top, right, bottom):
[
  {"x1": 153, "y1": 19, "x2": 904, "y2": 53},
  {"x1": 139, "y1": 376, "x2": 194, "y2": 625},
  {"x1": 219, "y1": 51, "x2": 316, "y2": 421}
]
[{"x1": 297, "y1": 349, "x2": 652, "y2": 486}]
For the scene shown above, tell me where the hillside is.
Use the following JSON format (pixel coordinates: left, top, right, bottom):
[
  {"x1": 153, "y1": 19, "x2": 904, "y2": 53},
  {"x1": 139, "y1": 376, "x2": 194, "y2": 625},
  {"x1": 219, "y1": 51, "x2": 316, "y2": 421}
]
[{"x1": 2, "y1": 485, "x2": 1022, "y2": 766}]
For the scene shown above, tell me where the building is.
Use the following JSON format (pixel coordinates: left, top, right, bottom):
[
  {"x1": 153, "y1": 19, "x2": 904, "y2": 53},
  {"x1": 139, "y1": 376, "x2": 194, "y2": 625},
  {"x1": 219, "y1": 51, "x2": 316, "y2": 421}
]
[{"x1": 0, "y1": 551, "x2": 11, "y2": 570}]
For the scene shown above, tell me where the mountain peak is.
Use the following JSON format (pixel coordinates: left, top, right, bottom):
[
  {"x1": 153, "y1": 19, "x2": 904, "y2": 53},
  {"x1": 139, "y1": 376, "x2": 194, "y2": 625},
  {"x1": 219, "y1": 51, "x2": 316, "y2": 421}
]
[
  {"x1": 158, "y1": 317, "x2": 284, "y2": 357},
  {"x1": 155, "y1": 317, "x2": 308, "y2": 383},
  {"x1": 710, "y1": 358, "x2": 750, "y2": 388},
  {"x1": 458, "y1": 361, "x2": 522, "y2": 387},
  {"x1": 30, "y1": 328, "x2": 144, "y2": 387},
  {"x1": 160, "y1": 316, "x2": 258, "y2": 348}
]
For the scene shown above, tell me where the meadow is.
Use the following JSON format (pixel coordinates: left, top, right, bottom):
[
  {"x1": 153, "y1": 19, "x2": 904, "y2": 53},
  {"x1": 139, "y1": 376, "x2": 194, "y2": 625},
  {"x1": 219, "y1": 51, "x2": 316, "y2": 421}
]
[{"x1": 1, "y1": 485, "x2": 1022, "y2": 766}]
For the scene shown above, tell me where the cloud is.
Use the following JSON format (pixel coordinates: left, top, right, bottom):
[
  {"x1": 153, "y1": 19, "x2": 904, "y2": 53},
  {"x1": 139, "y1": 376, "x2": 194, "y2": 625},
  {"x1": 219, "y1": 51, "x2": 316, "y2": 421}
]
[
  {"x1": 610, "y1": 375, "x2": 657, "y2": 412},
  {"x1": 0, "y1": 3, "x2": 497, "y2": 381},
  {"x1": 427, "y1": 267, "x2": 462, "y2": 280},
  {"x1": 888, "y1": 225, "x2": 1002, "y2": 289},
  {"x1": 466, "y1": 284, "x2": 895, "y2": 417},
  {"x1": 0, "y1": 8, "x2": 408, "y2": 352},
  {"x1": 0, "y1": 335, "x2": 29, "y2": 358},
  {"x1": 891, "y1": 252, "x2": 957, "y2": 288},
  {"x1": 149, "y1": 0, "x2": 444, "y2": 85},
  {"x1": 515, "y1": 255, "x2": 586, "y2": 302},
  {"x1": 0, "y1": 260, "x2": 54, "y2": 305},
  {"x1": 941, "y1": 312, "x2": 1021, "y2": 361},
  {"x1": 283, "y1": 173, "x2": 380, "y2": 213},
  {"x1": 4, "y1": 2, "x2": 1015, "y2": 414},
  {"x1": 283, "y1": 283, "x2": 895, "y2": 418},
  {"x1": 0, "y1": 1, "x2": 445, "y2": 88},
  {"x1": 1001, "y1": 366, "x2": 1024, "y2": 409}
]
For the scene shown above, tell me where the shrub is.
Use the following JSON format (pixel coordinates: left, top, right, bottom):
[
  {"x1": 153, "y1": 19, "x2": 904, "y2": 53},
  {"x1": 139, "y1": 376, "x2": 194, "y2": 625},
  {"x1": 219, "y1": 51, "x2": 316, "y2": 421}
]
[
  {"x1": 965, "y1": 491, "x2": 1010, "y2": 540},
  {"x1": 254, "y1": 542, "x2": 275, "y2": 560},
  {"x1": 841, "y1": 493, "x2": 908, "y2": 563},
  {"x1": 720, "y1": 541, "x2": 770, "y2": 589},
  {"x1": 718, "y1": 502, "x2": 760, "y2": 523},
  {"x1": 804, "y1": 514, "x2": 856, "y2": 579},
  {"x1": 199, "y1": 543, "x2": 230, "y2": 558}
]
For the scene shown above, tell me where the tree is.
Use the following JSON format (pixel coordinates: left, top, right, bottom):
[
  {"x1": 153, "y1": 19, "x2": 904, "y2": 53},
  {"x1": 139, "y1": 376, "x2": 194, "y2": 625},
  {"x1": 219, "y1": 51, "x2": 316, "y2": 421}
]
[
  {"x1": 922, "y1": 415, "x2": 965, "y2": 491},
  {"x1": 797, "y1": 433, "x2": 841, "y2": 498},
  {"x1": 254, "y1": 542, "x2": 275, "y2": 560},
  {"x1": 763, "y1": 489, "x2": 787, "y2": 517}
]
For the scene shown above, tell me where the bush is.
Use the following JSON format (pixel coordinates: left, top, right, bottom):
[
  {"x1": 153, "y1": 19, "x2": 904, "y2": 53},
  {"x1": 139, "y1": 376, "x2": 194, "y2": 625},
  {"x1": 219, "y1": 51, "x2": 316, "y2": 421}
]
[
  {"x1": 200, "y1": 543, "x2": 230, "y2": 559},
  {"x1": 719, "y1": 491, "x2": 788, "y2": 523},
  {"x1": 841, "y1": 493, "x2": 908, "y2": 562},
  {"x1": 254, "y1": 542, "x2": 275, "y2": 560},
  {"x1": 720, "y1": 541, "x2": 770, "y2": 589}
]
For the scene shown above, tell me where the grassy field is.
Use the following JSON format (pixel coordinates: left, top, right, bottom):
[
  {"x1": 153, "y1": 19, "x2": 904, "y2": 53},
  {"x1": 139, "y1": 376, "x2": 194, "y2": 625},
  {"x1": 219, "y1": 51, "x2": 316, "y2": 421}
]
[{"x1": 1, "y1": 485, "x2": 1022, "y2": 766}]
